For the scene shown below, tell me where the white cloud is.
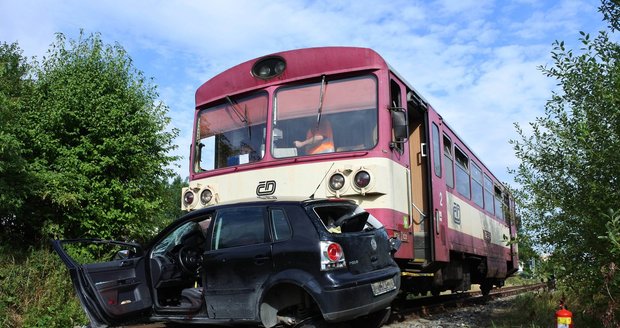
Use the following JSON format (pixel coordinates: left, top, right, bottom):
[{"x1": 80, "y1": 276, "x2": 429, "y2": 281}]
[{"x1": 0, "y1": 0, "x2": 606, "y2": 184}]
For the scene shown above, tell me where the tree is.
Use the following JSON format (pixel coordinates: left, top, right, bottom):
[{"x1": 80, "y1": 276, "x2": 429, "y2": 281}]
[
  {"x1": 512, "y1": 1, "x2": 620, "y2": 325},
  {"x1": 0, "y1": 42, "x2": 32, "y2": 239},
  {"x1": 15, "y1": 32, "x2": 179, "y2": 244}
]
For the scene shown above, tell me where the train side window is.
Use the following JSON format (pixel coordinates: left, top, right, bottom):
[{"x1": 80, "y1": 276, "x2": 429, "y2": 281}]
[
  {"x1": 483, "y1": 174, "x2": 495, "y2": 214},
  {"x1": 454, "y1": 147, "x2": 470, "y2": 199},
  {"x1": 432, "y1": 123, "x2": 441, "y2": 177},
  {"x1": 390, "y1": 79, "x2": 406, "y2": 153},
  {"x1": 503, "y1": 193, "x2": 512, "y2": 224},
  {"x1": 471, "y1": 162, "x2": 484, "y2": 208},
  {"x1": 443, "y1": 135, "x2": 454, "y2": 188},
  {"x1": 494, "y1": 186, "x2": 504, "y2": 221}
]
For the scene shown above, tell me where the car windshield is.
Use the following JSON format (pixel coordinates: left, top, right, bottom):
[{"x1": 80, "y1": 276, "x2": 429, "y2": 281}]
[{"x1": 151, "y1": 222, "x2": 197, "y2": 257}]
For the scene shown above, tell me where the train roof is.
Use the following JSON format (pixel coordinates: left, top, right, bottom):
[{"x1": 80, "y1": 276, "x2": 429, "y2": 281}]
[{"x1": 195, "y1": 46, "x2": 389, "y2": 108}]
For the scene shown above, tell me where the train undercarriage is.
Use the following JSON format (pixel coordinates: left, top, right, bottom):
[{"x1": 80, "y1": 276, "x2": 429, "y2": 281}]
[{"x1": 398, "y1": 251, "x2": 518, "y2": 297}]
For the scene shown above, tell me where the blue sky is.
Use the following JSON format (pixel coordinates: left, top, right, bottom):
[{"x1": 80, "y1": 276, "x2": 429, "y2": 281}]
[{"x1": 0, "y1": 0, "x2": 608, "y2": 184}]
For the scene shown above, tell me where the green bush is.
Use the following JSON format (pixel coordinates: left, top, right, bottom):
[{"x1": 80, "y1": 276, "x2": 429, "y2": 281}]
[
  {"x1": 0, "y1": 245, "x2": 86, "y2": 327},
  {"x1": 491, "y1": 290, "x2": 604, "y2": 328}
]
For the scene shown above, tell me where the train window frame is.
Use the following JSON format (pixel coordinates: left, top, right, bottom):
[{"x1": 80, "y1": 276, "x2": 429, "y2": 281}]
[
  {"x1": 454, "y1": 146, "x2": 471, "y2": 199},
  {"x1": 443, "y1": 135, "x2": 454, "y2": 189}
]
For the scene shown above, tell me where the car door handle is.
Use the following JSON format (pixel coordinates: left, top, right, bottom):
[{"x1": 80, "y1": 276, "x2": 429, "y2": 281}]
[
  {"x1": 119, "y1": 260, "x2": 133, "y2": 267},
  {"x1": 254, "y1": 255, "x2": 271, "y2": 265}
]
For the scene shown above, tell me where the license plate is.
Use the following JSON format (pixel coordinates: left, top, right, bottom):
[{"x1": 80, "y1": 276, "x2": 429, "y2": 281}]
[{"x1": 371, "y1": 278, "x2": 396, "y2": 296}]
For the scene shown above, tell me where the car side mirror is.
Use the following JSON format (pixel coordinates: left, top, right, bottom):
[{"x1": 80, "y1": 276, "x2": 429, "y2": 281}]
[{"x1": 113, "y1": 249, "x2": 136, "y2": 261}]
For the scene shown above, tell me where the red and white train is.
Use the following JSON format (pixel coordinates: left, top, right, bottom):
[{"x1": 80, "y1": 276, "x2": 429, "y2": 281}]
[{"x1": 181, "y1": 47, "x2": 518, "y2": 296}]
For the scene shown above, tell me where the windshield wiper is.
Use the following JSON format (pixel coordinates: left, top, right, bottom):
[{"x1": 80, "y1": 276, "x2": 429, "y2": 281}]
[
  {"x1": 226, "y1": 95, "x2": 251, "y2": 138},
  {"x1": 315, "y1": 75, "x2": 326, "y2": 129},
  {"x1": 226, "y1": 96, "x2": 249, "y2": 125}
]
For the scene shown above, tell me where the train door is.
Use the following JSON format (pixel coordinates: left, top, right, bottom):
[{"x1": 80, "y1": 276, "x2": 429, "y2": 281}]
[
  {"x1": 390, "y1": 76, "x2": 434, "y2": 266},
  {"x1": 426, "y1": 107, "x2": 450, "y2": 263},
  {"x1": 389, "y1": 78, "x2": 414, "y2": 260},
  {"x1": 404, "y1": 89, "x2": 431, "y2": 264}
]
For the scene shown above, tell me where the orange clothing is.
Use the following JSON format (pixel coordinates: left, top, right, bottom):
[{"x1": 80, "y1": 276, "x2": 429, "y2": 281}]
[{"x1": 307, "y1": 120, "x2": 335, "y2": 154}]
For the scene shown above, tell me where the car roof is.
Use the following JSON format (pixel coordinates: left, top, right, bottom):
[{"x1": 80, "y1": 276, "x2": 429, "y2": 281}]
[{"x1": 182, "y1": 197, "x2": 356, "y2": 219}]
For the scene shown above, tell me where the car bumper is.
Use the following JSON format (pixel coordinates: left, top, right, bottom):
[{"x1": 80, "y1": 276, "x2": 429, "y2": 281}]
[{"x1": 318, "y1": 269, "x2": 400, "y2": 322}]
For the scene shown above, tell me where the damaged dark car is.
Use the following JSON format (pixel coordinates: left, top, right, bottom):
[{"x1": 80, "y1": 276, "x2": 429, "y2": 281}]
[{"x1": 53, "y1": 197, "x2": 401, "y2": 328}]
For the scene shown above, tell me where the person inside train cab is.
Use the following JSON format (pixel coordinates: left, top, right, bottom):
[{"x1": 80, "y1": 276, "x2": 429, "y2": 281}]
[{"x1": 294, "y1": 119, "x2": 334, "y2": 155}]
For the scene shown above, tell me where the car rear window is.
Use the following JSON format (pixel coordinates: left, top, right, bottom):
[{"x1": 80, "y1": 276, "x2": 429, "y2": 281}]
[{"x1": 313, "y1": 204, "x2": 382, "y2": 233}]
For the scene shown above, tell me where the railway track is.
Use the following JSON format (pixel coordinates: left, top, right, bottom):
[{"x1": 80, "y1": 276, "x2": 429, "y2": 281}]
[
  {"x1": 388, "y1": 283, "x2": 546, "y2": 324},
  {"x1": 121, "y1": 284, "x2": 546, "y2": 328}
]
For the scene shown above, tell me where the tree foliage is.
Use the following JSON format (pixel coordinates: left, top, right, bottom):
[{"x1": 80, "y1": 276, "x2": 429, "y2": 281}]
[
  {"x1": 511, "y1": 1, "x2": 620, "y2": 325},
  {"x1": 0, "y1": 42, "x2": 31, "y2": 225},
  {"x1": 0, "y1": 32, "x2": 181, "y2": 246}
]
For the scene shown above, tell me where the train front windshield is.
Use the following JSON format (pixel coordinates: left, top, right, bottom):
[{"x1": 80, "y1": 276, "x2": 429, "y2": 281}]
[
  {"x1": 195, "y1": 92, "x2": 268, "y2": 171},
  {"x1": 195, "y1": 75, "x2": 377, "y2": 172}
]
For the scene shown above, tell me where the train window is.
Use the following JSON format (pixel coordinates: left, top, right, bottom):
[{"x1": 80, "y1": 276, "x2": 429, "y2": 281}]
[
  {"x1": 483, "y1": 174, "x2": 494, "y2": 214},
  {"x1": 432, "y1": 123, "x2": 441, "y2": 177},
  {"x1": 443, "y1": 136, "x2": 454, "y2": 188},
  {"x1": 195, "y1": 92, "x2": 268, "y2": 171},
  {"x1": 454, "y1": 147, "x2": 470, "y2": 199},
  {"x1": 273, "y1": 76, "x2": 378, "y2": 157},
  {"x1": 503, "y1": 193, "x2": 511, "y2": 223},
  {"x1": 390, "y1": 79, "x2": 404, "y2": 153},
  {"x1": 471, "y1": 162, "x2": 483, "y2": 208},
  {"x1": 494, "y1": 186, "x2": 504, "y2": 221}
]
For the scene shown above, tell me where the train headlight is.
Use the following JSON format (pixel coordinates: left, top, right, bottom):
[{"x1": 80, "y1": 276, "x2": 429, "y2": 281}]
[
  {"x1": 329, "y1": 173, "x2": 345, "y2": 191},
  {"x1": 252, "y1": 56, "x2": 286, "y2": 79},
  {"x1": 183, "y1": 191, "x2": 195, "y2": 206},
  {"x1": 354, "y1": 170, "x2": 371, "y2": 188},
  {"x1": 200, "y1": 189, "x2": 213, "y2": 205}
]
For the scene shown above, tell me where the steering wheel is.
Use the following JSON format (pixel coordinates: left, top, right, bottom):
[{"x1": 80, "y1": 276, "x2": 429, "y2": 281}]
[{"x1": 177, "y1": 246, "x2": 203, "y2": 275}]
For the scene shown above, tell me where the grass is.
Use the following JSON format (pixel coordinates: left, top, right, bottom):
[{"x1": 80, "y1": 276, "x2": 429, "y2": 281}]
[
  {"x1": 0, "y1": 245, "x2": 87, "y2": 328},
  {"x1": 488, "y1": 289, "x2": 603, "y2": 328}
]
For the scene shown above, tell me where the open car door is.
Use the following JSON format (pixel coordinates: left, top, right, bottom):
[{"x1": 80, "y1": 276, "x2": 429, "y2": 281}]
[{"x1": 51, "y1": 239, "x2": 153, "y2": 328}]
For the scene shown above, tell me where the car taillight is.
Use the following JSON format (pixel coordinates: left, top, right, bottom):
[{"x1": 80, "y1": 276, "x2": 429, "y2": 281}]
[
  {"x1": 327, "y1": 243, "x2": 342, "y2": 261},
  {"x1": 320, "y1": 241, "x2": 346, "y2": 271}
]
